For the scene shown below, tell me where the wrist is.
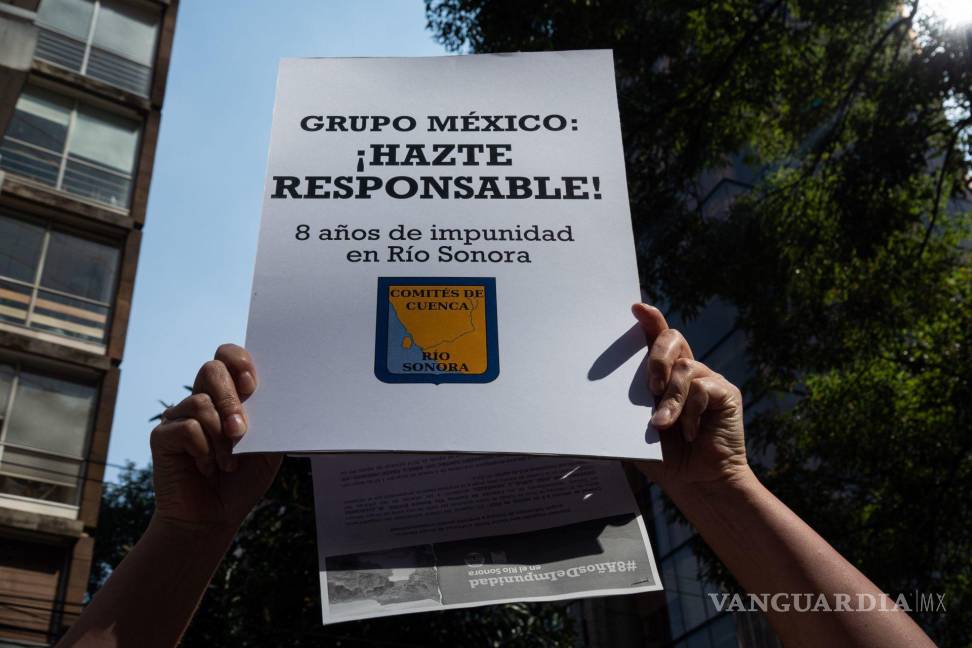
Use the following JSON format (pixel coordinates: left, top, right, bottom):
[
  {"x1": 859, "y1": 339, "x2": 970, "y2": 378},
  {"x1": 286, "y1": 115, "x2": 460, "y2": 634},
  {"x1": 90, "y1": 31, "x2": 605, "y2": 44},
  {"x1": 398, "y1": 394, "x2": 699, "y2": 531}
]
[
  {"x1": 662, "y1": 465, "x2": 760, "y2": 505},
  {"x1": 146, "y1": 513, "x2": 239, "y2": 551}
]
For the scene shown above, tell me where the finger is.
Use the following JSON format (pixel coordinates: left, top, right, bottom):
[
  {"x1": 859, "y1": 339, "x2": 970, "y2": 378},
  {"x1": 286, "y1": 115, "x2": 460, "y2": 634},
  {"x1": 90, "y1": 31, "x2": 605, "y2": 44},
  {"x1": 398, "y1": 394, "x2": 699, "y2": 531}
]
[
  {"x1": 650, "y1": 358, "x2": 713, "y2": 429},
  {"x1": 193, "y1": 359, "x2": 247, "y2": 442},
  {"x1": 214, "y1": 344, "x2": 258, "y2": 401},
  {"x1": 631, "y1": 303, "x2": 669, "y2": 344},
  {"x1": 151, "y1": 418, "x2": 215, "y2": 476},
  {"x1": 681, "y1": 376, "x2": 737, "y2": 443},
  {"x1": 164, "y1": 393, "x2": 221, "y2": 434},
  {"x1": 647, "y1": 328, "x2": 694, "y2": 395},
  {"x1": 680, "y1": 378, "x2": 710, "y2": 442},
  {"x1": 164, "y1": 393, "x2": 236, "y2": 472}
]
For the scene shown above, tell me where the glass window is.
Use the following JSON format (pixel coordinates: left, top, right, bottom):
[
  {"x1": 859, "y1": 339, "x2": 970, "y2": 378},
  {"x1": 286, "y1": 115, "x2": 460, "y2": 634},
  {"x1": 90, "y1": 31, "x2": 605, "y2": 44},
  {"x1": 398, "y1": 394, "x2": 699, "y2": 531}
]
[
  {"x1": 1, "y1": 445, "x2": 83, "y2": 489},
  {"x1": 667, "y1": 299, "x2": 738, "y2": 359},
  {"x1": 0, "y1": 217, "x2": 44, "y2": 283},
  {"x1": 36, "y1": 0, "x2": 94, "y2": 39},
  {"x1": 0, "y1": 363, "x2": 96, "y2": 506},
  {"x1": 0, "y1": 212, "x2": 119, "y2": 346},
  {"x1": 0, "y1": 364, "x2": 12, "y2": 416},
  {"x1": 93, "y1": 0, "x2": 158, "y2": 66},
  {"x1": 675, "y1": 548, "x2": 710, "y2": 632},
  {"x1": 708, "y1": 614, "x2": 739, "y2": 648},
  {"x1": 41, "y1": 231, "x2": 119, "y2": 303},
  {"x1": 5, "y1": 88, "x2": 72, "y2": 153},
  {"x1": 685, "y1": 629, "x2": 713, "y2": 648},
  {"x1": 34, "y1": 0, "x2": 159, "y2": 96},
  {"x1": 5, "y1": 371, "x2": 95, "y2": 457},
  {"x1": 700, "y1": 328, "x2": 750, "y2": 390},
  {"x1": 663, "y1": 561, "x2": 685, "y2": 638},
  {"x1": 68, "y1": 104, "x2": 140, "y2": 173},
  {"x1": 0, "y1": 87, "x2": 140, "y2": 207}
]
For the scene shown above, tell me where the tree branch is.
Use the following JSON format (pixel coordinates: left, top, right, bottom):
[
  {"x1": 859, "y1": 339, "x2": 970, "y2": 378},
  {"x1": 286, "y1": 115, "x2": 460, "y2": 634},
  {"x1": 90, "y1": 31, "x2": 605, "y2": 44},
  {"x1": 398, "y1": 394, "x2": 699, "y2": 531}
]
[
  {"x1": 806, "y1": 2, "x2": 919, "y2": 176},
  {"x1": 915, "y1": 115, "x2": 972, "y2": 261}
]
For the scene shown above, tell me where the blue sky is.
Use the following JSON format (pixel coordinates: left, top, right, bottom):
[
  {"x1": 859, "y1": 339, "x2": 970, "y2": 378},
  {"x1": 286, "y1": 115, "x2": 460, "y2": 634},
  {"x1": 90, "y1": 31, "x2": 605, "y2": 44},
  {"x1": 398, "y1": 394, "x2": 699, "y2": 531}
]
[{"x1": 106, "y1": 1, "x2": 447, "y2": 479}]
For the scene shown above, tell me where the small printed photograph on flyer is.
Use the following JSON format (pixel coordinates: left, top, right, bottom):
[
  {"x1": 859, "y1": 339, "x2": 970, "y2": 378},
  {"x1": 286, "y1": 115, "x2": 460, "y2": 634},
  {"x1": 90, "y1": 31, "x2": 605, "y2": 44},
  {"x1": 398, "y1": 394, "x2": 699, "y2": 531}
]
[{"x1": 323, "y1": 544, "x2": 444, "y2": 622}]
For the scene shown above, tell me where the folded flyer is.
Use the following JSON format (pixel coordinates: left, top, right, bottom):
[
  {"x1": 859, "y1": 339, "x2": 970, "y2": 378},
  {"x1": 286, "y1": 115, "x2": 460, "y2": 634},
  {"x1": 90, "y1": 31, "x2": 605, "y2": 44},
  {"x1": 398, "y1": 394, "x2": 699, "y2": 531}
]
[{"x1": 312, "y1": 454, "x2": 661, "y2": 624}]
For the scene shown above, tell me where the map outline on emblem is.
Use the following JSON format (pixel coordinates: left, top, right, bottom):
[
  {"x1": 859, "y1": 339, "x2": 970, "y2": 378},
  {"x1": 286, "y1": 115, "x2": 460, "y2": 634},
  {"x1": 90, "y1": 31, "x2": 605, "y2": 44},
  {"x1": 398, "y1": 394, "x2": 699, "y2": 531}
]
[{"x1": 374, "y1": 276, "x2": 499, "y2": 384}]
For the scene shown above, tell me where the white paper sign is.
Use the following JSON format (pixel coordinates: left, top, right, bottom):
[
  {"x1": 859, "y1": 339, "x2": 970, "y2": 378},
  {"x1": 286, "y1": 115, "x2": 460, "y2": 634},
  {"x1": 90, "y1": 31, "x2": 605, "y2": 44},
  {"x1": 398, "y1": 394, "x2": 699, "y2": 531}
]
[{"x1": 237, "y1": 50, "x2": 660, "y2": 461}]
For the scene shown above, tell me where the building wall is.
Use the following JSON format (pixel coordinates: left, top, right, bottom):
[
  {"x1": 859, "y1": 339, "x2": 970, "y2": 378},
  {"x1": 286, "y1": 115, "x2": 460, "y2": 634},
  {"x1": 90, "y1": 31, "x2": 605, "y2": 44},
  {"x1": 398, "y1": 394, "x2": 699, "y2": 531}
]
[{"x1": 0, "y1": 1, "x2": 177, "y2": 644}]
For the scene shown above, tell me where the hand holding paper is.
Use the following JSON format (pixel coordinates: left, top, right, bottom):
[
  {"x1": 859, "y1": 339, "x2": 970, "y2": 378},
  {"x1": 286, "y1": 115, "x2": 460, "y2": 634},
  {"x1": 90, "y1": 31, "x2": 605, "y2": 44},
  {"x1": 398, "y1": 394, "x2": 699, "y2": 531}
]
[
  {"x1": 631, "y1": 304, "x2": 748, "y2": 489},
  {"x1": 151, "y1": 344, "x2": 281, "y2": 533}
]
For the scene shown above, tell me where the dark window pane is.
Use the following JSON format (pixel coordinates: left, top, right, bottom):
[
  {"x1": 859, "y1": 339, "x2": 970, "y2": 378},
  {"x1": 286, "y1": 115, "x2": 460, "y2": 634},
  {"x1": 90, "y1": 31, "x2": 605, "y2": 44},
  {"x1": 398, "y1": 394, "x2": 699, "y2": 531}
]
[
  {"x1": 5, "y1": 370, "x2": 96, "y2": 458},
  {"x1": 35, "y1": 26, "x2": 87, "y2": 72},
  {"x1": 40, "y1": 231, "x2": 119, "y2": 303},
  {"x1": 86, "y1": 46, "x2": 152, "y2": 96},
  {"x1": 0, "y1": 139, "x2": 62, "y2": 187},
  {"x1": 709, "y1": 614, "x2": 739, "y2": 648},
  {"x1": 0, "y1": 215, "x2": 44, "y2": 282},
  {"x1": 663, "y1": 560, "x2": 685, "y2": 638},
  {"x1": 686, "y1": 627, "x2": 714, "y2": 648},
  {"x1": 0, "y1": 363, "x2": 13, "y2": 416},
  {"x1": 61, "y1": 157, "x2": 132, "y2": 207},
  {"x1": 6, "y1": 88, "x2": 71, "y2": 152},
  {"x1": 674, "y1": 547, "x2": 709, "y2": 633}
]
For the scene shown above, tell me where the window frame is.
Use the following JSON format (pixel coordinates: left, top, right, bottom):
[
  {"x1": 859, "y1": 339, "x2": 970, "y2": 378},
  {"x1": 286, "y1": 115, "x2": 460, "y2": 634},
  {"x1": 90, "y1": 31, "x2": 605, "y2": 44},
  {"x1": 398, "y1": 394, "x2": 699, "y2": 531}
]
[
  {"x1": 0, "y1": 85, "x2": 142, "y2": 210},
  {"x1": 0, "y1": 211, "x2": 121, "y2": 351},
  {"x1": 34, "y1": 0, "x2": 161, "y2": 96},
  {"x1": 0, "y1": 358, "x2": 98, "y2": 514}
]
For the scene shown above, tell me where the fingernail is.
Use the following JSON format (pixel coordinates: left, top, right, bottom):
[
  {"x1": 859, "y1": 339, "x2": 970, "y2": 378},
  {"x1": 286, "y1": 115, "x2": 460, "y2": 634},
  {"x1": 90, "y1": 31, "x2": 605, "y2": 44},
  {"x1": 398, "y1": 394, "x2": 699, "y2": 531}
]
[
  {"x1": 239, "y1": 371, "x2": 257, "y2": 394},
  {"x1": 225, "y1": 414, "x2": 246, "y2": 439},
  {"x1": 650, "y1": 406, "x2": 669, "y2": 426},
  {"x1": 225, "y1": 456, "x2": 239, "y2": 472},
  {"x1": 683, "y1": 426, "x2": 698, "y2": 443}
]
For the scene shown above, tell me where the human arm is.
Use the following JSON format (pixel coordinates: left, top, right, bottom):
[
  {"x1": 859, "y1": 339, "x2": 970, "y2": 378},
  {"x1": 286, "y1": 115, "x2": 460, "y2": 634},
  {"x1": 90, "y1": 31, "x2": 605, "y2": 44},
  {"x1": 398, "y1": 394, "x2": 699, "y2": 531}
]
[
  {"x1": 57, "y1": 345, "x2": 281, "y2": 648},
  {"x1": 632, "y1": 304, "x2": 933, "y2": 648}
]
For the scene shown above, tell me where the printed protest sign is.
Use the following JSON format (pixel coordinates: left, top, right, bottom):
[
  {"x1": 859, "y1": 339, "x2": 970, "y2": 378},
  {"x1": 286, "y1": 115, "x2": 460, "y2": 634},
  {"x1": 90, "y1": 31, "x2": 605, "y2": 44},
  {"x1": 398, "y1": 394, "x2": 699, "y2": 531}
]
[{"x1": 237, "y1": 50, "x2": 660, "y2": 461}]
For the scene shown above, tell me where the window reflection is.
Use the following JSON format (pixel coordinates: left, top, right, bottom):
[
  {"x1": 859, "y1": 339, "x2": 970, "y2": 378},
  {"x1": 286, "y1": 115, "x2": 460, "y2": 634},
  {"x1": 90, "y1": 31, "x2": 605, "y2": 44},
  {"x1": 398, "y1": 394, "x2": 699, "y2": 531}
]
[
  {"x1": 0, "y1": 87, "x2": 140, "y2": 207},
  {"x1": 36, "y1": 0, "x2": 94, "y2": 40},
  {"x1": 6, "y1": 371, "x2": 95, "y2": 457},
  {"x1": 93, "y1": 0, "x2": 159, "y2": 67},
  {"x1": 0, "y1": 212, "x2": 119, "y2": 346},
  {"x1": 42, "y1": 231, "x2": 120, "y2": 304},
  {"x1": 0, "y1": 362, "x2": 95, "y2": 506},
  {"x1": 34, "y1": 0, "x2": 159, "y2": 96},
  {"x1": 0, "y1": 217, "x2": 44, "y2": 283}
]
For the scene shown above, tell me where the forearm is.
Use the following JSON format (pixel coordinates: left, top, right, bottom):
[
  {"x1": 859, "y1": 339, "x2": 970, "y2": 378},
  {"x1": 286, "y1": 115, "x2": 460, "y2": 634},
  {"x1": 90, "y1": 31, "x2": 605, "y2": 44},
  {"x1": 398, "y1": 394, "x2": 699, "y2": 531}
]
[
  {"x1": 663, "y1": 469, "x2": 932, "y2": 648},
  {"x1": 58, "y1": 516, "x2": 236, "y2": 648}
]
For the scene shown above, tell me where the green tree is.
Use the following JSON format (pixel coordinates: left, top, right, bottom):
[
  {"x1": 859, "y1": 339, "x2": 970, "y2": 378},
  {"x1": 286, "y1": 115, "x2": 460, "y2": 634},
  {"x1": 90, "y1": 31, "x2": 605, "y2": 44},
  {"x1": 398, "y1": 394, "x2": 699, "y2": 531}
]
[
  {"x1": 90, "y1": 458, "x2": 575, "y2": 647},
  {"x1": 424, "y1": 0, "x2": 971, "y2": 645}
]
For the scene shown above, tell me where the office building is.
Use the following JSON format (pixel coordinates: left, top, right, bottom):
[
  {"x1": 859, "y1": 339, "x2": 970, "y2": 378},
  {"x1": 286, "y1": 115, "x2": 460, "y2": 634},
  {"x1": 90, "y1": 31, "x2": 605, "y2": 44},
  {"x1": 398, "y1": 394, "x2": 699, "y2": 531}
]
[{"x1": 0, "y1": 0, "x2": 177, "y2": 643}]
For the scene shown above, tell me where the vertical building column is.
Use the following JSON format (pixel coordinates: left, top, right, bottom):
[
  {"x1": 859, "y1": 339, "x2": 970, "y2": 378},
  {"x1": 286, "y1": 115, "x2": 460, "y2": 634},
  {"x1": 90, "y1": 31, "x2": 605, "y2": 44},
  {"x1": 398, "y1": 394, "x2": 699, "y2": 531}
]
[{"x1": 0, "y1": 2, "x2": 37, "y2": 136}]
